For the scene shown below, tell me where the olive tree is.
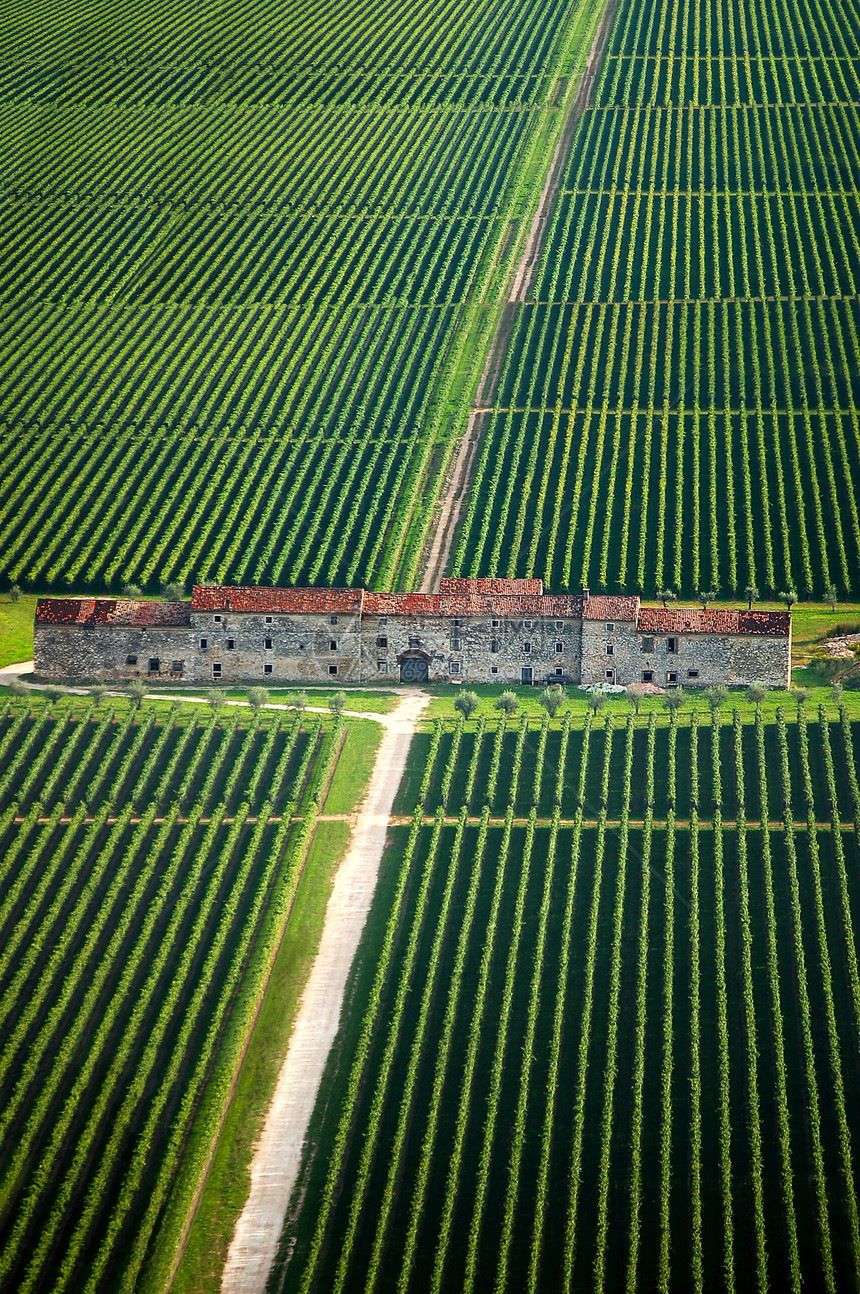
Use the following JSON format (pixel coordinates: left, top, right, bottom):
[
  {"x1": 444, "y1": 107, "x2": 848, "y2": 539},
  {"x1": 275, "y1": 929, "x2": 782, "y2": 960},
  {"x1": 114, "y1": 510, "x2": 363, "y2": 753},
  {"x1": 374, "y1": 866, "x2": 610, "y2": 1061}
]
[{"x1": 454, "y1": 690, "x2": 479, "y2": 720}]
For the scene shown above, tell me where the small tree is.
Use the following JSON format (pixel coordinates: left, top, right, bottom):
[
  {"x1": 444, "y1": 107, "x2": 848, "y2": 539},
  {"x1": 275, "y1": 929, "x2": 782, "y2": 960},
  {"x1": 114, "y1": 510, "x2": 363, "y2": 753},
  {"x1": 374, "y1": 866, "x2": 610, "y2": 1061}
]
[
  {"x1": 663, "y1": 686, "x2": 686, "y2": 714},
  {"x1": 699, "y1": 590, "x2": 718, "y2": 611},
  {"x1": 657, "y1": 588, "x2": 677, "y2": 609},
  {"x1": 745, "y1": 584, "x2": 759, "y2": 610},
  {"x1": 10, "y1": 677, "x2": 28, "y2": 697},
  {"x1": 778, "y1": 589, "x2": 798, "y2": 611},
  {"x1": 539, "y1": 685, "x2": 565, "y2": 718},
  {"x1": 791, "y1": 686, "x2": 808, "y2": 712},
  {"x1": 824, "y1": 584, "x2": 838, "y2": 611},
  {"x1": 8, "y1": 584, "x2": 21, "y2": 604},
  {"x1": 162, "y1": 580, "x2": 185, "y2": 602},
  {"x1": 127, "y1": 679, "x2": 148, "y2": 711},
  {"x1": 287, "y1": 690, "x2": 307, "y2": 711},
  {"x1": 122, "y1": 583, "x2": 143, "y2": 600},
  {"x1": 247, "y1": 687, "x2": 269, "y2": 713},
  {"x1": 328, "y1": 690, "x2": 347, "y2": 716},
  {"x1": 705, "y1": 685, "x2": 729, "y2": 714},
  {"x1": 42, "y1": 685, "x2": 64, "y2": 703},
  {"x1": 89, "y1": 685, "x2": 110, "y2": 707},
  {"x1": 495, "y1": 690, "x2": 518, "y2": 716},
  {"x1": 207, "y1": 688, "x2": 227, "y2": 711},
  {"x1": 454, "y1": 690, "x2": 479, "y2": 720},
  {"x1": 587, "y1": 691, "x2": 607, "y2": 715},
  {"x1": 626, "y1": 681, "x2": 648, "y2": 715},
  {"x1": 745, "y1": 681, "x2": 768, "y2": 708},
  {"x1": 831, "y1": 681, "x2": 844, "y2": 710}
]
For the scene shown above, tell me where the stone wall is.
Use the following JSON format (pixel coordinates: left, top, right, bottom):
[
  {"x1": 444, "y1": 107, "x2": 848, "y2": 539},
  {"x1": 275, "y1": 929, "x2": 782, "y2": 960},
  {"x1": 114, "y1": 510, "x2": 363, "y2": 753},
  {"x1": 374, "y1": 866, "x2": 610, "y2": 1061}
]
[
  {"x1": 361, "y1": 612, "x2": 583, "y2": 684},
  {"x1": 188, "y1": 610, "x2": 362, "y2": 683},
  {"x1": 34, "y1": 624, "x2": 195, "y2": 682},
  {"x1": 582, "y1": 620, "x2": 790, "y2": 688}
]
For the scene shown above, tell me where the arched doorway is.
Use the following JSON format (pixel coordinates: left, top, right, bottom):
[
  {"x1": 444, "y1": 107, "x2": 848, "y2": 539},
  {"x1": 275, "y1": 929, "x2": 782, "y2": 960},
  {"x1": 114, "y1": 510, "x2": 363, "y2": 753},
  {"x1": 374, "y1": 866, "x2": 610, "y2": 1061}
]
[{"x1": 399, "y1": 651, "x2": 430, "y2": 683}]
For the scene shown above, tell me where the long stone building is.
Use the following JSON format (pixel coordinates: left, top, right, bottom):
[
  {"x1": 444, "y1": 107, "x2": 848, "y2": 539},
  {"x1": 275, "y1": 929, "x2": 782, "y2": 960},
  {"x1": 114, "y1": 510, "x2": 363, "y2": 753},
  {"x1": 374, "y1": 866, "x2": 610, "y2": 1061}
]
[{"x1": 34, "y1": 578, "x2": 792, "y2": 689}]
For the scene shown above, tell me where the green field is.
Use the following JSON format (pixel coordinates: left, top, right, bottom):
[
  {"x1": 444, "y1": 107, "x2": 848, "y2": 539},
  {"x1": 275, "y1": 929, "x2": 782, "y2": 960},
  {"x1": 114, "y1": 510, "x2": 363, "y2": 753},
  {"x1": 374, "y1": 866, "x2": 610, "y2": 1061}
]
[
  {"x1": 277, "y1": 706, "x2": 860, "y2": 1291},
  {"x1": 0, "y1": 0, "x2": 602, "y2": 596},
  {"x1": 454, "y1": 0, "x2": 860, "y2": 598},
  {"x1": 0, "y1": 697, "x2": 346, "y2": 1292}
]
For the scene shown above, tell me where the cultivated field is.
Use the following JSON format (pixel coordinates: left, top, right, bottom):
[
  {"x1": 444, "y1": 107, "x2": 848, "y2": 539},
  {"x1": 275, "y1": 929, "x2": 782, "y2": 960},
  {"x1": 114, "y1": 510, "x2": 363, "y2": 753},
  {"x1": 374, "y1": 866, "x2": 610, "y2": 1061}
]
[
  {"x1": 279, "y1": 706, "x2": 860, "y2": 1292},
  {"x1": 455, "y1": 0, "x2": 860, "y2": 597},
  {"x1": 0, "y1": 0, "x2": 601, "y2": 594},
  {"x1": 0, "y1": 698, "x2": 341, "y2": 1293}
]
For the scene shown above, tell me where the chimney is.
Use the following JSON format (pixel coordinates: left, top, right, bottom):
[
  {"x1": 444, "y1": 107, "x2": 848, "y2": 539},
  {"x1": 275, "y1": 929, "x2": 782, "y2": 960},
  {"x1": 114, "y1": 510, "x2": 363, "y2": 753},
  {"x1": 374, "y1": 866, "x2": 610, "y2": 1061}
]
[{"x1": 582, "y1": 586, "x2": 590, "y2": 601}]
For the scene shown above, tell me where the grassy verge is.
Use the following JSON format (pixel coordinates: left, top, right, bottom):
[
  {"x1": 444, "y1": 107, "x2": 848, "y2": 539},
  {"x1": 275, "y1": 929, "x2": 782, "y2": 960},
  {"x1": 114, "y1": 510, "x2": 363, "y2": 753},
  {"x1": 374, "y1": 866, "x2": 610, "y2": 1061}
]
[
  {"x1": 0, "y1": 592, "x2": 38, "y2": 667},
  {"x1": 167, "y1": 818, "x2": 353, "y2": 1294},
  {"x1": 323, "y1": 720, "x2": 383, "y2": 815}
]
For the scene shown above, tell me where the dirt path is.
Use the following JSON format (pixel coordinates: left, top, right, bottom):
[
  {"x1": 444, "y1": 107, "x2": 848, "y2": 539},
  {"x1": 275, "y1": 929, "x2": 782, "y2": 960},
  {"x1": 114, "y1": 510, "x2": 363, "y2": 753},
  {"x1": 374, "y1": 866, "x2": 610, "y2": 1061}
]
[
  {"x1": 419, "y1": 0, "x2": 620, "y2": 594},
  {"x1": 220, "y1": 689, "x2": 429, "y2": 1294}
]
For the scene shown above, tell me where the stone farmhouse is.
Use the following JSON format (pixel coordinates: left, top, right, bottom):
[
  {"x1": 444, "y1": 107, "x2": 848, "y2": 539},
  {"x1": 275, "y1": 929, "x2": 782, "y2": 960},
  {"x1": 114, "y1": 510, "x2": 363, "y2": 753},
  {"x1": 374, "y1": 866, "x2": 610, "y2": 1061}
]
[{"x1": 34, "y1": 578, "x2": 791, "y2": 689}]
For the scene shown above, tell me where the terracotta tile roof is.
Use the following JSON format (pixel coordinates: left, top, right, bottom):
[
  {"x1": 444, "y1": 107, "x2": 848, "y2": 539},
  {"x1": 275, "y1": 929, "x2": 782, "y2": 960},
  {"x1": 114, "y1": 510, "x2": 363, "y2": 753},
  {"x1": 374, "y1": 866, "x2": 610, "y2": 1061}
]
[
  {"x1": 582, "y1": 595, "x2": 641, "y2": 621},
  {"x1": 636, "y1": 606, "x2": 791, "y2": 637},
  {"x1": 192, "y1": 585, "x2": 364, "y2": 615},
  {"x1": 439, "y1": 577, "x2": 544, "y2": 596},
  {"x1": 364, "y1": 591, "x2": 584, "y2": 617},
  {"x1": 36, "y1": 598, "x2": 190, "y2": 627}
]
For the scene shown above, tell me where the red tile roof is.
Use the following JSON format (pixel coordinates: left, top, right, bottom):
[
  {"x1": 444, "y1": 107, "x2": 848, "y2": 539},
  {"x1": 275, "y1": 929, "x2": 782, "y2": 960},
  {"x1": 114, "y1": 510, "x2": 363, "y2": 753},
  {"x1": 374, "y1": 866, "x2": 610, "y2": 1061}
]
[
  {"x1": 637, "y1": 607, "x2": 791, "y2": 637},
  {"x1": 582, "y1": 595, "x2": 640, "y2": 621},
  {"x1": 364, "y1": 591, "x2": 584, "y2": 617},
  {"x1": 192, "y1": 585, "x2": 364, "y2": 614},
  {"x1": 36, "y1": 598, "x2": 190, "y2": 627},
  {"x1": 439, "y1": 577, "x2": 544, "y2": 596}
]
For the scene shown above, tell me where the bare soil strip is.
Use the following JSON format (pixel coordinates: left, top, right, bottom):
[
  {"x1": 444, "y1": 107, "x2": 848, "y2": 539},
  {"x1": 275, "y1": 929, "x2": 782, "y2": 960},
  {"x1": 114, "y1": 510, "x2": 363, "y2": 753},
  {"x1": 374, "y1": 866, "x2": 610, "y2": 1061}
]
[
  {"x1": 221, "y1": 691, "x2": 429, "y2": 1294},
  {"x1": 420, "y1": 0, "x2": 620, "y2": 594}
]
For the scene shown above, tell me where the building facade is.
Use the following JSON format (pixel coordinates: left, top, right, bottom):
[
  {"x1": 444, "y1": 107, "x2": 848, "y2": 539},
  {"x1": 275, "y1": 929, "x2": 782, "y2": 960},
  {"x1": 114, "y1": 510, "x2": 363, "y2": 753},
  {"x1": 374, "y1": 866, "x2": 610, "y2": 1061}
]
[{"x1": 34, "y1": 579, "x2": 792, "y2": 689}]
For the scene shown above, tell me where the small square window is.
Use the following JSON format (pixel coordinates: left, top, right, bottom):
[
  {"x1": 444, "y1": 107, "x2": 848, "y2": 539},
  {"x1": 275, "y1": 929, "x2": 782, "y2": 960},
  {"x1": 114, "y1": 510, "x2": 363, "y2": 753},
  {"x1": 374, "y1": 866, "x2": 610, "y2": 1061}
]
[
  {"x1": 450, "y1": 661, "x2": 461, "y2": 674},
  {"x1": 643, "y1": 670, "x2": 654, "y2": 682},
  {"x1": 212, "y1": 662, "x2": 222, "y2": 677},
  {"x1": 214, "y1": 614, "x2": 222, "y2": 623},
  {"x1": 555, "y1": 666, "x2": 563, "y2": 676},
  {"x1": 126, "y1": 654, "x2": 138, "y2": 666},
  {"x1": 606, "y1": 643, "x2": 614, "y2": 656},
  {"x1": 265, "y1": 637, "x2": 273, "y2": 649},
  {"x1": 555, "y1": 641, "x2": 563, "y2": 653},
  {"x1": 265, "y1": 615, "x2": 273, "y2": 624},
  {"x1": 524, "y1": 642, "x2": 531, "y2": 653},
  {"x1": 330, "y1": 615, "x2": 338, "y2": 625},
  {"x1": 490, "y1": 666, "x2": 499, "y2": 675},
  {"x1": 378, "y1": 661, "x2": 387, "y2": 672},
  {"x1": 171, "y1": 660, "x2": 184, "y2": 673},
  {"x1": 641, "y1": 637, "x2": 654, "y2": 653},
  {"x1": 264, "y1": 663, "x2": 273, "y2": 675},
  {"x1": 667, "y1": 671, "x2": 678, "y2": 683},
  {"x1": 606, "y1": 669, "x2": 615, "y2": 680},
  {"x1": 687, "y1": 669, "x2": 699, "y2": 679},
  {"x1": 377, "y1": 635, "x2": 388, "y2": 648},
  {"x1": 606, "y1": 622, "x2": 614, "y2": 632},
  {"x1": 409, "y1": 637, "x2": 420, "y2": 648},
  {"x1": 556, "y1": 620, "x2": 564, "y2": 630},
  {"x1": 227, "y1": 638, "x2": 235, "y2": 649},
  {"x1": 379, "y1": 617, "x2": 387, "y2": 626},
  {"x1": 148, "y1": 658, "x2": 160, "y2": 672},
  {"x1": 329, "y1": 664, "x2": 338, "y2": 675},
  {"x1": 453, "y1": 617, "x2": 461, "y2": 627},
  {"x1": 524, "y1": 620, "x2": 532, "y2": 629},
  {"x1": 451, "y1": 638, "x2": 461, "y2": 651},
  {"x1": 492, "y1": 619, "x2": 499, "y2": 628},
  {"x1": 200, "y1": 638, "x2": 208, "y2": 649},
  {"x1": 330, "y1": 640, "x2": 337, "y2": 651}
]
